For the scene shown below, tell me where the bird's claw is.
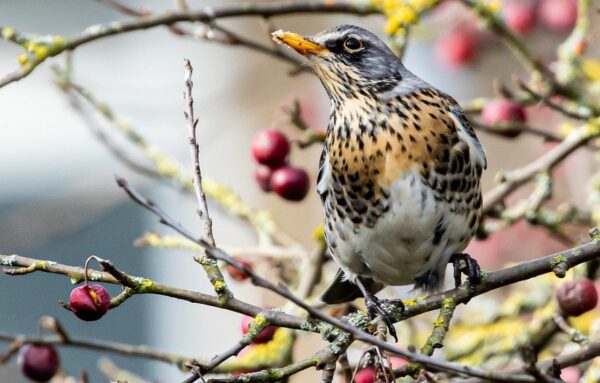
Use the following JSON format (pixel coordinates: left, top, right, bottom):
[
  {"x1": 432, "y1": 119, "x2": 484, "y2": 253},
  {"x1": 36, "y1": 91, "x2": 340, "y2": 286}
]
[
  {"x1": 450, "y1": 253, "x2": 481, "y2": 288},
  {"x1": 364, "y1": 295, "x2": 401, "y2": 342}
]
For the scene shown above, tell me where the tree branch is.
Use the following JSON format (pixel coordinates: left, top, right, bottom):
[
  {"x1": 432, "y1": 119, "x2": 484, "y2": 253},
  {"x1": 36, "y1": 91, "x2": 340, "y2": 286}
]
[
  {"x1": 0, "y1": 1, "x2": 376, "y2": 88},
  {"x1": 0, "y1": 254, "x2": 306, "y2": 330},
  {"x1": 114, "y1": 176, "x2": 600, "y2": 381}
]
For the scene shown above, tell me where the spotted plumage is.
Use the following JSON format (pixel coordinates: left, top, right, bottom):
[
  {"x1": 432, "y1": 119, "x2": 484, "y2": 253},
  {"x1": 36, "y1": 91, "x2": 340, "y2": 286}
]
[{"x1": 273, "y1": 25, "x2": 486, "y2": 309}]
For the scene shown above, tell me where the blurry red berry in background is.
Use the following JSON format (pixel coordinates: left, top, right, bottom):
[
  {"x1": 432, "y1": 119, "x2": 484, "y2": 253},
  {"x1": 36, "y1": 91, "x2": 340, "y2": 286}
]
[
  {"x1": 251, "y1": 129, "x2": 290, "y2": 167},
  {"x1": 503, "y1": 2, "x2": 536, "y2": 35},
  {"x1": 560, "y1": 366, "x2": 581, "y2": 383},
  {"x1": 69, "y1": 284, "x2": 110, "y2": 321},
  {"x1": 18, "y1": 344, "x2": 60, "y2": 382},
  {"x1": 538, "y1": 0, "x2": 577, "y2": 32},
  {"x1": 354, "y1": 368, "x2": 376, "y2": 383},
  {"x1": 271, "y1": 166, "x2": 310, "y2": 202},
  {"x1": 226, "y1": 258, "x2": 253, "y2": 281},
  {"x1": 435, "y1": 29, "x2": 477, "y2": 68},
  {"x1": 481, "y1": 100, "x2": 527, "y2": 125},
  {"x1": 556, "y1": 279, "x2": 598, "y2": 317},
  {"x1": 255, "y1": 164, "x2": 275, "y2": 192},
  {"x1": 390, "y1": 356, "x2": 408, "y2": 368},
  {"x1": 240, "y1": 314, "x2": 277, "y2": 343}
]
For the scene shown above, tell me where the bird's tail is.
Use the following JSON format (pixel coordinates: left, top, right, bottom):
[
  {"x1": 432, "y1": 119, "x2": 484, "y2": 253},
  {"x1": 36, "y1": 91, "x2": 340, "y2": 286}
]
[
  {"x1": 413, "y1": 268, "x2": 443, "y2": 293},
  {"x1": 320, "y1": 269, "x2": 384, "y2": 304}
]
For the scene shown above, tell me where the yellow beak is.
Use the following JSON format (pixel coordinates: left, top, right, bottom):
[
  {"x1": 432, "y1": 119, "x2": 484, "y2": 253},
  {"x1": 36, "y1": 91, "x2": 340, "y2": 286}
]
[{"x1": 272, "y1": 30, "x2": 328, "y2": 56}]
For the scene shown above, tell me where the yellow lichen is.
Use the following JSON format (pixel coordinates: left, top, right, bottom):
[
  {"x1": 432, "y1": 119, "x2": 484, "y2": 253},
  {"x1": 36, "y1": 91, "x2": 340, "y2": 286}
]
[
  {"x1": 1, "y1": 27, "x2": 15, "y2": 39},
  {"x1": 254, "y1": 314, "x2": 267, "y2": 326},
  {"x1": 403, "y1": 298, "x2": 417, "y2": 306},
  {"x1": 32, "y1": 45, "x2": 49, "y2": 60},
  {"x1": 17, "y1": 54, "x2": 28, "y2": 65},
  {"x1": 213, "y1": 279, "x2": 225, "y2": 290},
  {"x1": 371, "y1": 0, "x2": 438, "y2": 36},
  {"x1": 51, "y1": 35, "x2": 65, "y2": 47}
]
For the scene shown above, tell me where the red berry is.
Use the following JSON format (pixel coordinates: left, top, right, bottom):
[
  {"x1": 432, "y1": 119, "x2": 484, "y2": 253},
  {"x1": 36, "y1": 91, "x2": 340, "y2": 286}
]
[
  {"x1": 390, "y1": 356, "x2": 408, "y2": 368},
  {"x1": 435, "y1": 30, "x2": 477, "y2": 67},
  {"x1": 270, "y1": 166, "x2": 310, "y2": 202},
  {"x1": 538, "y1": 0, "x2": 577, "y2": 32},
  {"x1": 556, "y1": 279, "x2": 598, "y2": 317},
  {"x1": 226, "y1": 258, "x2": 253, "y2": 281},
  {"x1": 69, "y1": 284, "x2": 110, "y2": 321},
  {"x1": 354, "y1": 368, "x2": 376, "y2": 383},
  {"x1": 240, "y1": 315, "x2": 277, "y2": 343},
  {"x1": 255, "y1": 164, "x2": 275, "y2": 192},
  {"x1": 18, "y1": 344, "x2": 60, "y2": 382},
  {"x1": 481, "y1": 100, "x2": 527, "y2": 125},
  {"x1": 560, "y1": 366, "x2": 581, "y2": 383},
  {"x1": 251, "y1": 130, "x2": 290, "y2": 167},
  {"x1": 503, "y1": 2, "x2": 536, "y2": 34}
]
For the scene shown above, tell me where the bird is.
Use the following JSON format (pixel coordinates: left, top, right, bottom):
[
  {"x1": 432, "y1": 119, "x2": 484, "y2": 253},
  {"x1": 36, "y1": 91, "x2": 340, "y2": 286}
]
[{"x1": 272, "y1": 25, "x2": 486, "y2": 339}]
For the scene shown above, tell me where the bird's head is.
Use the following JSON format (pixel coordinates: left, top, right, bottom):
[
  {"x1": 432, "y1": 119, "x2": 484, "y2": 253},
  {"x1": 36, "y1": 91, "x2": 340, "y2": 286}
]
[{"x1": 273, "y1": 25, "x2": 405, "y2": 102}]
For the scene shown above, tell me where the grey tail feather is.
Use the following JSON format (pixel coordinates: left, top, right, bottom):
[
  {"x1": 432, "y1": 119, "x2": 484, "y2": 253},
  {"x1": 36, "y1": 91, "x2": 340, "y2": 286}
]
[
  {"x1": 413, "y1": 268, "x2": 443, "y2": 293},
  {"x1": 321, "y1": 269, "x2": 384, "y2": 304}
]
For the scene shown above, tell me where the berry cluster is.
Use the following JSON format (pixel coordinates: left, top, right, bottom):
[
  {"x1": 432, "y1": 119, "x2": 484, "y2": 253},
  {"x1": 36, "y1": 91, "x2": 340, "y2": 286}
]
[
  {"x1": 436, "y1": 0, "x2": 578, "y2": 67},
  {"x1": 251, "y1": 129, "x2": 310, "y2": 202}
]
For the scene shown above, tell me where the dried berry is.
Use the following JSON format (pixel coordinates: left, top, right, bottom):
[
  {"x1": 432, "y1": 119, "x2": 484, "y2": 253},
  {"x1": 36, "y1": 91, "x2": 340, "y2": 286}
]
[
  {"x1": 556, "y1": 279, "x2": 598, "y2": 317},
  {"x1": 69, "y1": 284, "x2": 111, "y2": 321},
  {"x1": 18, "y1": 344, "x2": 60, "y2": 382}
]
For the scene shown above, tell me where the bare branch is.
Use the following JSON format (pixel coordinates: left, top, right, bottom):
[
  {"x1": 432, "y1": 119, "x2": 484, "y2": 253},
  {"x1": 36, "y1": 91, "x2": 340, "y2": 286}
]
[{"x1": 0, "y1": 1, "x2": 376, "y2": 88}]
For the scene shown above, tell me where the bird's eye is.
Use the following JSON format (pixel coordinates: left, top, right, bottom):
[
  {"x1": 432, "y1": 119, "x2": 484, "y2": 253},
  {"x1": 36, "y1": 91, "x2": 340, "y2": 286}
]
[{"x1": 343, "y1": 37, "x2": 363, "y2": 52}]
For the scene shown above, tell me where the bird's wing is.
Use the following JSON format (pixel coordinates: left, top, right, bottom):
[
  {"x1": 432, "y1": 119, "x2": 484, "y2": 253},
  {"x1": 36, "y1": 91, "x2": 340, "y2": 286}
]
[
  {"x1": 447, "y1": 104, "x2": 487, "y2": 170},
  {"x1": 316, "y1": 145, "x2": 330, "y2": 203}
]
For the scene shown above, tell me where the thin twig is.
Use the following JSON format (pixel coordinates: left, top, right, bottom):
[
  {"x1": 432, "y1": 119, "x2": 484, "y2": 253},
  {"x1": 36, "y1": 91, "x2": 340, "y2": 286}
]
[
  {"x1": 183, "y1": 59, "x2": 231, "y2": 301},
  {"x1": 483, "y1": 122, "x2": 599, "y2": 214}
]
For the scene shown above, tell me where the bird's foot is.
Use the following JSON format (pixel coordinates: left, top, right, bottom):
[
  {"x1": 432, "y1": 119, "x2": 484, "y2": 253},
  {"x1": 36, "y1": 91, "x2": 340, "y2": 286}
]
[
  {"x1": 364, "y1": 294, "x2": 400, "y2": 342},
  {"x1": 449, "y1": 253, "x2": 481, "y2": 288}
]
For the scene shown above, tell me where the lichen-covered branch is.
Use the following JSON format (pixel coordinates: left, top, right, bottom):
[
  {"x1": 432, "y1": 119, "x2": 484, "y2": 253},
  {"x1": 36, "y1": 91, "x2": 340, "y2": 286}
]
[
  {"x1": 0, "y1": 254, "x2": 306, "y2": 330},
  {"x1": 0, "y1": 1, "x2": 377, "y2": 88}
]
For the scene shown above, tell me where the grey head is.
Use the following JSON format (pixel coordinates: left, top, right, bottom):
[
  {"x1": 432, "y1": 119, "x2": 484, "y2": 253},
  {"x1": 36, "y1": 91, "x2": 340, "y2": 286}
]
[
  {"x1": 310, "y1": 24, "x2": 403, "y2": 81},
  {"x1": 273, "y1": 25, "x2": 427, "y2": 103}
]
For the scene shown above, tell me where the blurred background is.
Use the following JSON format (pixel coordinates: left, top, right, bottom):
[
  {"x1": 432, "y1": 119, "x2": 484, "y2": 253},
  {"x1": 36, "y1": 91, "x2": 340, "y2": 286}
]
[{"x1": 1, "y1": 0, "x2": 598, "y2": 382}]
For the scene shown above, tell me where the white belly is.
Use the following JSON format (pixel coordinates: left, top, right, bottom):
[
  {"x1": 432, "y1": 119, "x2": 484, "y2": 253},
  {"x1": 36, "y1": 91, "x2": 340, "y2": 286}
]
[{"x1": 326, "y1": 173, "x2": 471, "y2": 287}]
